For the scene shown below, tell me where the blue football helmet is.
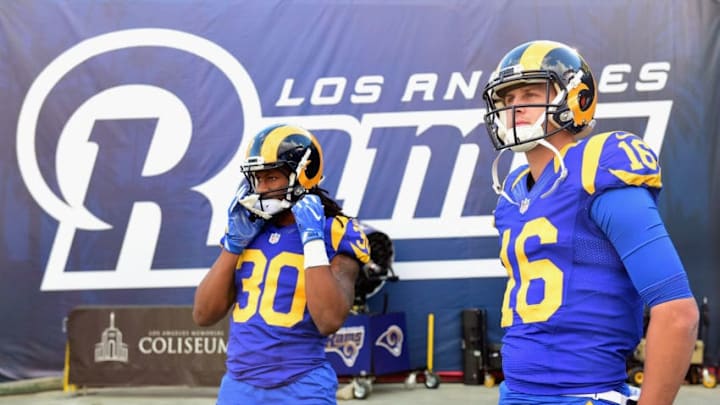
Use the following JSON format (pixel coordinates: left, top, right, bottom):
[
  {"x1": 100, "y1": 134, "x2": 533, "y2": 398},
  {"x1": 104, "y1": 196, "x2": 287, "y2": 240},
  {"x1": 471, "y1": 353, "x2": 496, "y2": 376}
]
[
  {"x1": 239, "y1": 124, "x2": 324, "y2": 218},
  {"x1": 482, "y1": 40, "x2": 597, "y2": 152}
]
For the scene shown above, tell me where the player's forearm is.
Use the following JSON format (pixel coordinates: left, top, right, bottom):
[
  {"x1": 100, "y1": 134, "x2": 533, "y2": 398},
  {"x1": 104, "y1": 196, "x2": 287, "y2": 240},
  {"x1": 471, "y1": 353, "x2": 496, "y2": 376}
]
[
  {"x1": 193, "y1": 249, "x2": 238, "y2": 326},
  {"x1": 638, "y1": 297, "x2": 699, "y2": 405},
  {"x1": 305, "y1": 266, "x2": 352, "y2": 335}
]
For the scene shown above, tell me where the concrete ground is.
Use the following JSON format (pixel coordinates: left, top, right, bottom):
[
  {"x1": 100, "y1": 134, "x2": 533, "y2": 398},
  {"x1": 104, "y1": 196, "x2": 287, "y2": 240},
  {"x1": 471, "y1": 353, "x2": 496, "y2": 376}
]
[{"x1": 0, "y1": 378, "x2": 717, "y2": 404}]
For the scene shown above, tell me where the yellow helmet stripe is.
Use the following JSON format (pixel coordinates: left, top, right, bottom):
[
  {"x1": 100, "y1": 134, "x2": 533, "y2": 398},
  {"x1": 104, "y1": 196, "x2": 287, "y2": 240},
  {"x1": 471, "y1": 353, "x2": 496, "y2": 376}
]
[
  {"x1": 259, "y1": 125, "x2": 312, "y2": 163},
  {"x1": 518, "y1": 40, "x2": 557, "y2": 70},
  {"x1": 245, "y1": 133, "x2": 259, "y2": 159},
  {"x1": 581, "y1": 132, "x2": 614, "y2": 194}
]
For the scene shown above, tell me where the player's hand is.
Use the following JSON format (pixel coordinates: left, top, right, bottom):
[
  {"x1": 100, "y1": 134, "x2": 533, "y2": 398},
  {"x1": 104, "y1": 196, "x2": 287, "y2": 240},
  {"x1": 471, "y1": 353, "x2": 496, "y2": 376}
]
[
  {"x1": 291, "y1": 194, "x2": 325, "y2": 245},
  {"x1": 220, "y1": 181, "x2": 265, "y2": 254}
]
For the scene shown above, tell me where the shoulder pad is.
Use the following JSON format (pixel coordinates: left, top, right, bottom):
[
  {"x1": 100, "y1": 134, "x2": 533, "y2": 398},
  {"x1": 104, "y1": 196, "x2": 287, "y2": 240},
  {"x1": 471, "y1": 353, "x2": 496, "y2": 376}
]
[
  {"x1": 579, "y1": 131, "x2": 662, "y2": 195},
  {"x1": 329, "y1": 216, "x2": 370, "y2": 264}
]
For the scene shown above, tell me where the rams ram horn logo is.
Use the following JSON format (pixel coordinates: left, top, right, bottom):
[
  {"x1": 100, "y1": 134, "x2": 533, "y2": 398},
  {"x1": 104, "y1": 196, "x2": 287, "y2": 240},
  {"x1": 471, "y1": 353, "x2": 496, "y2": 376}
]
[
  {"x1": 325, "y1": 326, "x2": 365, "y2": 367},
  {"x1": 375, "y1": 325, "x2": 403, "y2": 357}
]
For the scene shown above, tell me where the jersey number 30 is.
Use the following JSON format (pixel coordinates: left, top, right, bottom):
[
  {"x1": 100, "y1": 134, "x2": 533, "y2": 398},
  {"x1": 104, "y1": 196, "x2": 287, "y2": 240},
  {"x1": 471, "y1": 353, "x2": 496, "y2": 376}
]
[
  {"x1": 500, "y1": 217, "x2": 563, "y2": 327},
  {"x1": 232, "y1": 249, "x2": 306, "y2": 328}
]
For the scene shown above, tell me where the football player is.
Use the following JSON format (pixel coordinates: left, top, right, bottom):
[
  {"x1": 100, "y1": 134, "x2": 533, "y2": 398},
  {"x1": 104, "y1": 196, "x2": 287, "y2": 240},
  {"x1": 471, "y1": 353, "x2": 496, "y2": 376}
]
[
  {"x1": 482, "y1": 40, "x2": 699, "y2": 405},
  {"x1": 193, "y1": 124, "x2": 370, "y2": 404}
]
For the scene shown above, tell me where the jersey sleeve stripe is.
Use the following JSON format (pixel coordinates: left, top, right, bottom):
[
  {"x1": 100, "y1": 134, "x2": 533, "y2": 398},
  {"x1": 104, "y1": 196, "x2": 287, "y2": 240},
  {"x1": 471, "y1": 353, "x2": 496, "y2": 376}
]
[
  {"x1": 609, "y1": 169, "x2": 662, "y2": 188},
  {"x1": 350, "y1": 242, "x2": 370, "y2": 264}
]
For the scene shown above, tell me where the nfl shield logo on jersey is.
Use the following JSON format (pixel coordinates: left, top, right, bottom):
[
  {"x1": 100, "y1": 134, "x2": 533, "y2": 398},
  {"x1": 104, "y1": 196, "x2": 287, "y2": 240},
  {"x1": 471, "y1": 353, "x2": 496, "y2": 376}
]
[
  {"x1": 269, "y1": 233, "x2": 281, "y2": 244},
  {"x1": 519, "y1": 198, "x2": 530, "y2": 214}
]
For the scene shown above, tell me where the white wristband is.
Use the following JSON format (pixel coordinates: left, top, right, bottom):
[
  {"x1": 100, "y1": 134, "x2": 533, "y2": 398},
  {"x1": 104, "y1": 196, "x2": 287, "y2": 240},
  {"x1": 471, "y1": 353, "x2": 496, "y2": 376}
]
[{"x1": 303, "y1": 239, "x2": 329, "y2": 269}]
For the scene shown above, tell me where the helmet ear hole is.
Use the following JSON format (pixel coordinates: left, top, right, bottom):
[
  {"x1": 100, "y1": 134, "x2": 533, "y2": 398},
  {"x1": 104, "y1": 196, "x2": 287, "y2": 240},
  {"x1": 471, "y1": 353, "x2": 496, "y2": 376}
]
[{"x1": 578, "y1": 88, "x2": 593, "y2": 111}]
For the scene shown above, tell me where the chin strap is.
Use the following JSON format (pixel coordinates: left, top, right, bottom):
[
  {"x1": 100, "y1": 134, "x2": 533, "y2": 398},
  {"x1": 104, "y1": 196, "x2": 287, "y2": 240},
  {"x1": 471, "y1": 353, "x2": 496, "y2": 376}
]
[
  {"x1": 491, "y1": 148, "x2": 519, "y2": 207},
  {"x1": 536, "y1": 139, "x2": 568, "y2": 198},
  {"x1": 491, "y1": 139, "x2": 568, "y2": 206}
]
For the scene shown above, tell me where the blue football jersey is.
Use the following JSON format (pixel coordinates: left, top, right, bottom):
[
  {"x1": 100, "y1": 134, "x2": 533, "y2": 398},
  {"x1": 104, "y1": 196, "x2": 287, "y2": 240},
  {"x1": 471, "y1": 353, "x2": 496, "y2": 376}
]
[
  {"x1": 494, "y1": 131, "x2": 662, "y2": 394},
  {"x1": 225, "y1": 215, "x2": 370, "y2": 388}
]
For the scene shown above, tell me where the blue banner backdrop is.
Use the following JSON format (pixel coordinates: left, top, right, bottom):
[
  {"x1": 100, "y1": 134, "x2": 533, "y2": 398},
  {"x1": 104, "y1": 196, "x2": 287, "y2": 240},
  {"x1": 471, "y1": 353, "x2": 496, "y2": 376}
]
[{"x1": 1, "y1": 0, "x2": 718, "y2": 380}]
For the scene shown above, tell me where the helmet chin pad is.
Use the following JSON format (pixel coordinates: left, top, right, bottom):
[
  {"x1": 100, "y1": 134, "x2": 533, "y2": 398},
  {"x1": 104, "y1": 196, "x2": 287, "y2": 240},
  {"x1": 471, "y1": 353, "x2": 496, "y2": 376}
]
[
  {"x1": 238, "y1": 194, "x2": 292, "y2": 220},
  {"x1": 499, "y1": 124, "x2": 544, "y2": 152},
  {"x1": 510, "y1": 140, "x2": 539, "y2": 153}
]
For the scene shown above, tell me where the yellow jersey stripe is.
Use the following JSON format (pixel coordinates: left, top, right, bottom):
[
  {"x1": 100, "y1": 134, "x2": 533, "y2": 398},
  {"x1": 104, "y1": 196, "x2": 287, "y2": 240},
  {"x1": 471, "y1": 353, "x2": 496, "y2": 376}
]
[
  {"x1": 553, "y1": 142, "x2": 577, "y2": 173},
  {"x1": 351, "y1": 242, "x2": 370, "y2": 264},
  {"x1": 609, "y1": 169, "x2": 662, "y2": 189},
  {"x1": 581, "y1": 132, "x2": 614, "y2": 194},
  {"x1": 331, "y1": 216, "x2": 349, "y2": 251},
  {"x1": 511, "y1": 168, "x2": 530, "y2": 189}
]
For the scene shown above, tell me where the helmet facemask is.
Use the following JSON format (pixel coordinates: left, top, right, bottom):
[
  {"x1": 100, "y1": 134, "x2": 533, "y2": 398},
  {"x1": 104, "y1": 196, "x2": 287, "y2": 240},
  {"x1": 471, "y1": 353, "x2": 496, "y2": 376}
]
[
  {"x1": 240, "y1": 148, "x2": 315, "y2": 220},
  {"x1": 483, "y1": 71, "x2": 572, "y2": 152},
  {"x1": 483, "y1": 72, "x2": 573, "y2": 206}
]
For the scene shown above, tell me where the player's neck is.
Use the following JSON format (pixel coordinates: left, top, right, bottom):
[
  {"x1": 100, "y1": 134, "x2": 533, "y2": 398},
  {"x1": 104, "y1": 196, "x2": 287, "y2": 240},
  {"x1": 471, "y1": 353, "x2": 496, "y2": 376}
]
[
  {"x1": 525, "y1": 132, "x2": 573, "y2": 182},
  {"x1": 525, "y1": 146, "x2": 555, "y2": 182},
  {"x1": 270, "y1": 210, "x2": 295, "y2": 227}
]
